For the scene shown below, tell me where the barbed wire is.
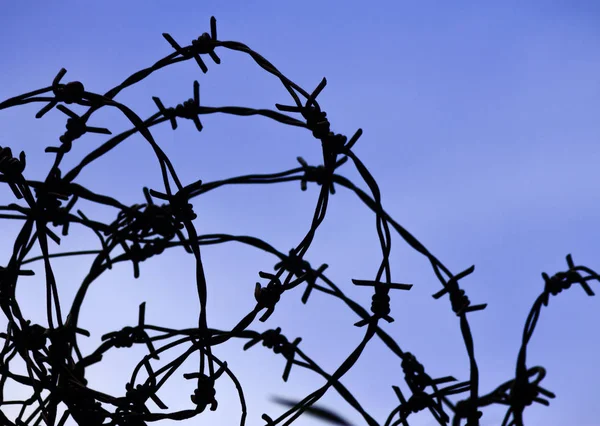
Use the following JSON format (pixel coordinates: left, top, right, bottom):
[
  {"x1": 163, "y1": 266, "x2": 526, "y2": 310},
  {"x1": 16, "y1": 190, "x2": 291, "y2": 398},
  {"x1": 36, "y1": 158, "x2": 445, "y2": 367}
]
[{"x1": 0, "y1": 15, "x2": 598, "y2": 426}]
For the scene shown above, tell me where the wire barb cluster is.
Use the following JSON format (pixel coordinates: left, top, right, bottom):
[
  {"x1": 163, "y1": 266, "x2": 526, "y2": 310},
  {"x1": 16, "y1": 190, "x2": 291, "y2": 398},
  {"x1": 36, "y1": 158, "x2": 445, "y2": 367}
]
[{"x1": 0, "y1": 15, "x2": 598, "y2": 426}]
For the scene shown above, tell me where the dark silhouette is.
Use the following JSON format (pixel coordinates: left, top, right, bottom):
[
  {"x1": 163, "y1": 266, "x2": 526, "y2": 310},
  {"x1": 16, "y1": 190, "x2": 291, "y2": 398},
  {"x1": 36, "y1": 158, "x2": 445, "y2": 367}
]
[
  {"x1": 0, "y1": 15, "x2": 598, "y2": 426},
  {"x1": 271, "y1": 396, "x2": 354, "y2": 426}
]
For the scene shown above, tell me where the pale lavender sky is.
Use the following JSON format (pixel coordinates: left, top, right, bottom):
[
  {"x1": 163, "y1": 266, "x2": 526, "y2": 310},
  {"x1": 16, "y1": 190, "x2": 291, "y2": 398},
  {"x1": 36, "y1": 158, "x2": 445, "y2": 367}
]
[{"x1": 1, "y1": 2, "x2": 600, "y2": 426}]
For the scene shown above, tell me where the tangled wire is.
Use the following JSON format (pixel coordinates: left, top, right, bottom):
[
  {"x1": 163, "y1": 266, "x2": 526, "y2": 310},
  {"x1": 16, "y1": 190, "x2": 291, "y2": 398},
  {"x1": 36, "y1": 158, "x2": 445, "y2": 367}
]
[{"x1": 0, "y1": 16, "x2": 598, "y2": 426}]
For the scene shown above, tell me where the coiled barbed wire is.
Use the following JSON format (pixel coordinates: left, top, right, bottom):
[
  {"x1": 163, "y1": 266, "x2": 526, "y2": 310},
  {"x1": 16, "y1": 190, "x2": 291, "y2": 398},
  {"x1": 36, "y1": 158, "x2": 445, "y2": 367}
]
[{"x1": 0, "y1": 15, "x2": 598, "y2": 426}]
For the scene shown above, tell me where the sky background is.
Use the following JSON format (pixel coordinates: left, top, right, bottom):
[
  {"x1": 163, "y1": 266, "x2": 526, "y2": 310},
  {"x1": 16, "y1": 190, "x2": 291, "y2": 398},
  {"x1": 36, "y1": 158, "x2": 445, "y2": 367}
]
[{"x1": 1, "y1": 1, "x2": 600, "y2": 425}]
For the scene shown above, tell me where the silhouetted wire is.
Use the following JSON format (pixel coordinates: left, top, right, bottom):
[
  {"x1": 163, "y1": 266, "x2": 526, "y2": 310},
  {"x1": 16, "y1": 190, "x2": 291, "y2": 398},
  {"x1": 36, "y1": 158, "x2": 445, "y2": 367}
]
[{"x1": 0, "y1": 15, "x2": 598, "y2": 426}]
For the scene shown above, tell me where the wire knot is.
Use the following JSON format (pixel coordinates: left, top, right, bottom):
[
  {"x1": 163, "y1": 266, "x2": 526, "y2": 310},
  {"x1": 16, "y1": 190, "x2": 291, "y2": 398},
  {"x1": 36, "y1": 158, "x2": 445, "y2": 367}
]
[
  {"x1": 431, "y1": 265, "x2": 487, "y2": 316},
  {"x1": 183, "y1": 362, "x2": 227, "y2": 413},
  {"x1": 162, "y1": 17, "x2": 220, "y2": 74},
  {"x1": 101, "y1": 303, "x2": 158, "y2": 358},
  {"x1": 254, "y1": 271, "x2": 285, "y2": 321},
  {"x1": 273, "y1": 248, "x2": 311, "y2": 281},
  {"x1": 352, "y1": 279, "x2": 413, "y2": 327},
  {"x1": 509, "y1": 367, "x2": 555, "y2": 410},
  {"x1": 54, "y1": 80, "x2": 85, "y2": 104},
  {"x1": 37, "y1": 68, "x2": 87, "y2": 118},
  {"x1": 0, "y1": 146, "x2": 26, "y2": 177},
  {"x1": 0, "y1": 146, "x2": 26, "y2": 198},
  {"x1": 540, "y1": 254, "x2": 597, "y2": 306},
  {"x1": 153, "y1": 81, "x2": 203, "y2": 132},
  {"x1": 296, "y1": 156, "x2": 347, "y2": 194},
  {"x1": 245, "y1": 328, "x2": 301, "y2": 381}
]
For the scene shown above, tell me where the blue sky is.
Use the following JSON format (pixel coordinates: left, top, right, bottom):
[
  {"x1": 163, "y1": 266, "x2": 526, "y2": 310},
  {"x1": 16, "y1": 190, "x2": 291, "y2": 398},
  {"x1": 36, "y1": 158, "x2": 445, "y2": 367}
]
[{"x1": 1, "y1": 2, "x2": 599, "y2": 425}]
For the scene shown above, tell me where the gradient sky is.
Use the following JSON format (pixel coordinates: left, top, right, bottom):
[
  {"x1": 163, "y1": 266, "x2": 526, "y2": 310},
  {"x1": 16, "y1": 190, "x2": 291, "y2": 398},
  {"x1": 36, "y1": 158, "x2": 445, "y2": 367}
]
[{"x1": 1, "y1": 2, "x2": 600, "y2": 426}]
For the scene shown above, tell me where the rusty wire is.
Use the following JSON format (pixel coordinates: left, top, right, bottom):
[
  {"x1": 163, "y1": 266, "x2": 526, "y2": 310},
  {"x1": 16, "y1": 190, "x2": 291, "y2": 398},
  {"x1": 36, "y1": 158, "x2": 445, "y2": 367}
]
[{"x1": 0, "y1": 15, "x2": 598, "y2": 426}]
